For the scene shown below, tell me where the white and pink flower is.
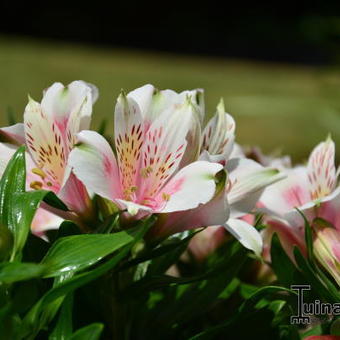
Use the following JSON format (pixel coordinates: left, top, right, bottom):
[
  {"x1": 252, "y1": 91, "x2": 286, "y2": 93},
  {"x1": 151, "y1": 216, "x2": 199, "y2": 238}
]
[
  {"x1": 0, "y1": 80, "x2": 98, "y2": 233},
  {"x1": 69, "y1": 85, "x2": 228, "y2": 238},
  {"x1": 260, "y1": 137, "x2": 340, "y2": 260}
]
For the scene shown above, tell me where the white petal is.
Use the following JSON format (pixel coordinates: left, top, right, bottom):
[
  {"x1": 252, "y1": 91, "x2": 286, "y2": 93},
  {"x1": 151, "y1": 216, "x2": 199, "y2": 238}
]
[
  {"x1": 127, "y1": 84, "x2": 155, "y2": 119},
  {"x1": 138, "y1": 98, "x2": 195, "y2": 199},
  {"x1": 41, "y1": 81, "x2": 93, "y2": 124},
  {"x1": 227, "y1": 158, "x2": 285, "y2": 208},
  {"x1": 159, "y1": 161, "x2": 223, "y2": 213},
  {"x1": 307, "y1": 136, "x2": 336, "y2": 200},
  {"x1": 224, "y1": 218, "x2": 263, "y2": 256},
  {"x1": 285, "y1": 186, "x2": 340, "y2": 230},
  {"x1": 260, "y1": 166, "x2": 310, "y2": 217},
  {"x1": 69, "y1": 130, "x2": 122, "y2": 201},
  {"x1": 114, "y1": 93, "x2": 144, "y2": 192},
  {"x1": 150, "y1": 172, "x2": 229, "y2": 239},
  {"x1": 201, "y1": 99, "x2": 235, "y2": 160},
  {"x1": 0, "y1": 123, "x2": 26, "y2": 145},
  {"x1": 0, "y1": 143, "x2": 17, "y2": 176},
  {"x1": 31, "y1": 208, "x2": 64, "y2": 234}
]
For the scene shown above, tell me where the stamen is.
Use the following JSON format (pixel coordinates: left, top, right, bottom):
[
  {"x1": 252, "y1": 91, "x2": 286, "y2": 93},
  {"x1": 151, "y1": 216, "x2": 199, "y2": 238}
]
[
  {"x1": 32, "y1": 167, "x2": 46, "y2": 179},
  {"x1": 30, "y1": 181, "x2": 43, "y2": 190},
  {"x1": 162, "y1": 193, "x2": 171, "y2": 201}
]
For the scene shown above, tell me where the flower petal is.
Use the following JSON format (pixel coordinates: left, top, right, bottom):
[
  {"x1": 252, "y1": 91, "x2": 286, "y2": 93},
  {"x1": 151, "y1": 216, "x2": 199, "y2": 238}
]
[
  {"x1": 227, "y1": 158, "x2": 285, "y2": 217},
  {"x1": 58, "y1": 172, "x2": 93, "y2": 217},
  {"x1": 24, "y1": 97, "x2": 66, "y2": 189},
  {"x1": 224, "y1": 218, "x2": 263, "y2": 256},
  {"x1": 201, "y1": 99, "x2": 235, "y2": 161},
  {"x1": 265, "y1": 217, "x2": 306, "y2": 261},
  {"x1": 133, "y1": 85, "x2": 204, "y2": 127},
  {"x1": 114, "y1": 93, "x2": 145, "y2": 195},
  {"x1": 127, "y1": 84, "x2": 155, "y2": 119},
  {"x1": 41, "y1": 81, "x2": 95, "y2": 129},
  {"x1": 189, "y1": 226, "x2": 227, "y2": 260},
  {"x1": 259, "y1": 166, "x2": 310, "y2": 217},
  {"x1": 137, "y1": 98, "x2": 196, "y2": 201},
  {"x1": 0, "y1": 123, "x2": 26, "y2": 145},
  {"x1": 69, "y1": 130, "x2": 122, "y2": 201},
  {"x1": 158, "y1": 161, "x2": 224, "y2": 213},
  {"x1": 148, "y1": 167, "x2": 229, "y2": 239},
  {"x1": 0, "y1": 143, "x2": 17, "y2": 176},
  {"x1": 31, "y1": 208, "x2": 64, "y2": 234},
  {"x1": 307, "y1": 136, "x2": 336, "y2": 200},
  {"x1": 285, "y1": 186, "x2": 340, "y2": 231}
]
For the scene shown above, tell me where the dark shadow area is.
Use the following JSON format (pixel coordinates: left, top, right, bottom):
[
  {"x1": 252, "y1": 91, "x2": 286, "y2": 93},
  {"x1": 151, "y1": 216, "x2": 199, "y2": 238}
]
[{"x1": 1, "y1": 2, "x2": 340, "y2": 64}]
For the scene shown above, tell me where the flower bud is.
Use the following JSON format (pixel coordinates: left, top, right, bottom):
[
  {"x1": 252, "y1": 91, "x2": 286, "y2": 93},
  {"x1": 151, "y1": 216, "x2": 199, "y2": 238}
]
[{"x1": 314, "y1": 227, "x2": 340, "y2": 286}]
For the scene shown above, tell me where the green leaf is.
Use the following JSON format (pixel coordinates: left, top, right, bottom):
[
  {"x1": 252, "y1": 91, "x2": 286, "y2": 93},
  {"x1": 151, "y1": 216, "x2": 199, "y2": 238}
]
[
  {"x1": 0, "y1": 147, "x2": 26, "y2": 224},
  {"x1": 69, "y1": 323, "x2": 103, "y2": 340},
  {"x1": 41, "y1": 231, "x2": 134, "y2": 278},
  {"x1": 270, "y1": 233, "x2": 302, "y2": 287},
  {"x1": 0, "y1": 262, "x2": 46, "y2": 284},
  {"x1": 20, "y1": 219, "x2": 152, "y2": 338},
  {"x1": 189, "y1": 286, "x2": 295, "y2": 340},
  {"x1": 121, "y1": 229, "x2": 200, "y2": 274},
  {"x1": 296, "y1": 208, "x2": 314, "y2": 262},
  {"x1": 122, "y1": 241, "x2": 246, "y2": 299},
  {"x1": 43, "y1": 191, "x2": 68, "y2": 212},
  {"x1": 10, "y1": 191, "x2": 52, "y2": 260},
  {"x1": 0, "y1": 224, "x2": 13, "y2": 261},
  {"x1": 0, "y1": 147, "x2": 63, "y2": 261},
  {"x1": 0, "y1": 147, "x2": 26, "y2": 258},
  {"x1": 294, "y1": 247, "x2": 340, "y2": 303},
  {"x1": 49, "y1": 294, "x2": 73, "y2": 340}
]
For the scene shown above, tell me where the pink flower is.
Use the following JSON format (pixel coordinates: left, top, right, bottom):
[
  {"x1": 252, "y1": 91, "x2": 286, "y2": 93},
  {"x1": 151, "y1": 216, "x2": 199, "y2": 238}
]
[
  {"x1": 0, "y1": 81, "x2": 97, "y2": 233},
  {"x1": 189, "y1": 100, "x2": 284, "y2": 258},
  {"x1": 69, "y1": 85, "x2": 228, "y2": 238},
  {"x1": 260, "y1": 137, "x2": 340, "y2": 260}
]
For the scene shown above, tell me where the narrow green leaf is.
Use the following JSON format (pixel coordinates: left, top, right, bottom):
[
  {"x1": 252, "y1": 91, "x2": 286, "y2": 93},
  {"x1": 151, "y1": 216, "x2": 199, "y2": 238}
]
[
  {"x1": 10, "y1": 191, "x2": 51, "y2": 259},
  {"x1": 0, "y1": 262, "x2": 46, "y2": 284},
  {"x1": 0, "y1": 147, "x2": 26, "y2": 256},
  {"x1": 270, "y1": 233, "x2": 300, "y2": 286},
  {"x1": 189, "y1": 286, "x2": 295, "y2": 340},
  {"x1": 70, "y1": 323, "x2": 103, "y2": 340},
  {"x1": 21, "y1": 245, "x2": 130, "y2": 339},
  {"x1": 41, "y1": 232, "x2": 134, "y2": 277},
  {"x1": 296, "y1": 208, "x2": 314, "y2": 263},
  {"x1": 49, "y1": 294, "x2": 73, "y2": 340},
  {"x1": 20, "y1": 220, "x2": 151, "y2": 338},
  {"x1": 43, "y1": 191, "x2": 68, "y2": 211}
]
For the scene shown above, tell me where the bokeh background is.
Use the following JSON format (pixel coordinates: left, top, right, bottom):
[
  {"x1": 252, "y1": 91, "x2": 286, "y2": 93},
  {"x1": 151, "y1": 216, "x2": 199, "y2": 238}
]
[{"x1": 1, "y1": 2, "x2": 340, "y2": 162}]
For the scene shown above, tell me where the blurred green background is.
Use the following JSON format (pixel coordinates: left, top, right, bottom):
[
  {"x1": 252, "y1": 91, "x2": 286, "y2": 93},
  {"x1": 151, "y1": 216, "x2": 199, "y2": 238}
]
[{"x1": 1, "y1": 35, "x2": 340, "y2": 162}]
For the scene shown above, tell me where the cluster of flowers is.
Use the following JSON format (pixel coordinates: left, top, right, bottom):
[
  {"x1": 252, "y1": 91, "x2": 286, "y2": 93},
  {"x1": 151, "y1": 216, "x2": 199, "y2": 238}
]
[{"x1": 0, "y1": 81, "x2": 339, "y2": 287}]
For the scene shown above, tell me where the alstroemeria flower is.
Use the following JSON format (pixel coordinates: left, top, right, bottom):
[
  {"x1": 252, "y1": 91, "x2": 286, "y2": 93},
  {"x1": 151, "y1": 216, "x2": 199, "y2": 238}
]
[
  {"x1": 314, "y1": 227, "x2": 340, "y2": 286},
  {"x1": 0, "y1": 80, "x2": 98, "y2": 232},
  {"x1": 190, "y1": 153, "x2": 283, "y2": 257},
  {"x1": 69, "y1": 85, "x2": 227, "y2": 237},
  {"x1": 0, "y1": 142, "x2": 63, "y2": 234},
  {"x1": 260, "y1": 137, "x2": 340, "y2": 259},
  {"x1": 187, "y1": 100, "x2": 285, "y2": 257}
]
